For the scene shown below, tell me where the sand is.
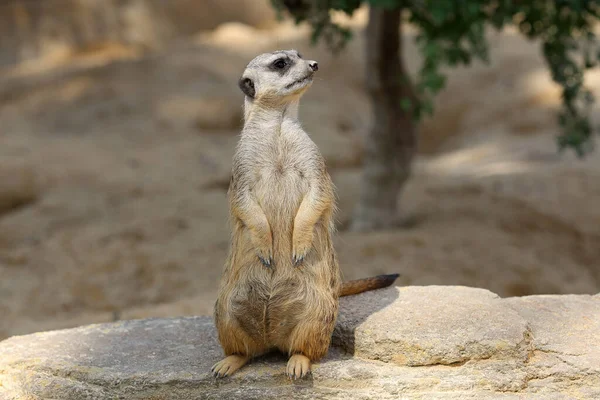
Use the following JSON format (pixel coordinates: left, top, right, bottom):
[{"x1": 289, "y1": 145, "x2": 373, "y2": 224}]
[{"x1": 1, "y1": 4, "x2": 599, "y2": 340}]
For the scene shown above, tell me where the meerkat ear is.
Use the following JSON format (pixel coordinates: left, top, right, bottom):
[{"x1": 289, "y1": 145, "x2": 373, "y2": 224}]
[{"x1": 238, "y1": 77, "x2": 255, "y2": 99}]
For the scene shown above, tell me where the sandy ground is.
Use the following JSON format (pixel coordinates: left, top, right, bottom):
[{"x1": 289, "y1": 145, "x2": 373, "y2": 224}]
[{"x1": 1, "y1": 7, "x2": 600, "y2": 340}]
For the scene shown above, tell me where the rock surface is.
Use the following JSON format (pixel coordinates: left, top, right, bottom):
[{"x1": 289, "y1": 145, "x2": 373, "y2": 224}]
[{"x1": 1, "y1": 286, "x2": 599, "y2": 399}]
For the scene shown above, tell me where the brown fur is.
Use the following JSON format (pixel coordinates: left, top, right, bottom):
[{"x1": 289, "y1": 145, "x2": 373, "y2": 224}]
[
  {"x1": 211, "y1": 50, "x2": 398, "y2": 380},
  {"x1": 339, "y1": 273, "x2": 400, "y2": 297}
]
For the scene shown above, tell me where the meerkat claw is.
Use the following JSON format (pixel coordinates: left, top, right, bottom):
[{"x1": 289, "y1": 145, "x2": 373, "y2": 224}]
[
  {"x1": 293, "y1": 254, "x2": 304, "y2": 266},
  {"x1": 258, "y1": 255, "x2": 272, "y2": 268}
]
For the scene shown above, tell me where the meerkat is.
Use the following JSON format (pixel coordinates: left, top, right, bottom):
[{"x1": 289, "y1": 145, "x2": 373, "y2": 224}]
[{"x1": 211, "y1": 49, "x2": 399, "y2": 380}]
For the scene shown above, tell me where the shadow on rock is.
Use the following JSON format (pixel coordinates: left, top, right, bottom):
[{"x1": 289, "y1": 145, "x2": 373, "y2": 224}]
[{"x1": 331, "y1": 284, "x2": 400, "y2": 356}]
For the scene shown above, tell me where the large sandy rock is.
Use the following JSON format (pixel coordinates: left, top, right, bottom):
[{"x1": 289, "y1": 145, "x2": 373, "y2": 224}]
[
  {"x1": 333, "y1": 286, "x2": 531, "y2": 366},
  {"x1": 1, "y1": 286, "x2": 598, "y2": 399}
]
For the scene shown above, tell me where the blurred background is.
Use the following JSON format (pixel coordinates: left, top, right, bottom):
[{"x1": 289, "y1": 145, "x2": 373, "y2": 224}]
[{"x1": 1, "y1": 0, "x2": 600, "y2": 340}]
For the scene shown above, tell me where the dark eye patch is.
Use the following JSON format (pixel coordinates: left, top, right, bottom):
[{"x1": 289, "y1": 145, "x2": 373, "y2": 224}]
[
  {"x1": 269, "y1": 57, "x2": 293, "y2": 75},
  {"x1": 273, "y1": 58, "x2": 287, "y2": 69}
]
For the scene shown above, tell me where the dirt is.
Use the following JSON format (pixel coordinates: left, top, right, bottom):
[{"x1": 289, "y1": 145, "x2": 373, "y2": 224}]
[{"x1": 1, "y1": 5, "x2": 599, "y2": 340}]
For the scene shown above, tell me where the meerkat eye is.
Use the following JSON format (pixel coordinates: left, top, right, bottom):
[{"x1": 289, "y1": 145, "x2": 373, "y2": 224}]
[{"x1": 273, "y1": 59, "x2": 287, "y2": 69}]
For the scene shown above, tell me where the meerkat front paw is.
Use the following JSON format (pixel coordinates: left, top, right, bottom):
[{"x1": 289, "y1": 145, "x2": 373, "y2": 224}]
[
  {"x1": 255, "y1": 243, "x2": 273, "y2": 268},
  {"x1": 292, "y1": 229, "x2": 313, "y2": 266},
  {"x1": 250, "y1": 229, "x2": 273, "y2": 267}
]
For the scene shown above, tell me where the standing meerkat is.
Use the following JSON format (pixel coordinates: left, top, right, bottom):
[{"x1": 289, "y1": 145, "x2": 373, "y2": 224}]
[{"x1": 212, "y1": 49, "x2": 399, "y2": 380}]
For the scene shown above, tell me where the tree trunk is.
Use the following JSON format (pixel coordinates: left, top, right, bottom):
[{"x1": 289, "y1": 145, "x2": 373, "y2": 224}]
[{"x1": 350, "y1": 6, "x2": 418, "y2": 232}]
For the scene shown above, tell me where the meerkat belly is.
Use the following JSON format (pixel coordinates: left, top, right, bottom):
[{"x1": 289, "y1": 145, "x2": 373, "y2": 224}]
[
  {"x1": 265, "y1": 277, "x2": 323, "y2": 343},
  {"x1": 252, "y1": 158, "x2": 309, "y2": 252},
  {"x1": 230, "y1": 161, "x2": 318, "y2": 343},
  {"x1": 228, "y1": 131, "x2": 328, "y2": 341},
  {"x1": 228, "y1": 267, "x2": 324, "y2": 345}
]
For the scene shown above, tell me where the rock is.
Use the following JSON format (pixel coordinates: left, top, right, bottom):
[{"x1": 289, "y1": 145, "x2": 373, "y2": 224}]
[
  {"x1": 334, "y1": 286, "x2": 531, "y2": 366},
  {"x1": 1, "y1": 286, "x2": 599, "y2": 399},
  {"x1": 504, "y1": 294, "x2": 600, "y2": 387}
]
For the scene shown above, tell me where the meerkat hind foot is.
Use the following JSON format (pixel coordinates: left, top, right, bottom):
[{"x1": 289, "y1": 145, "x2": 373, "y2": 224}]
[
  {"x1": 211, "y1": 355, "x2": 249, "y2": 378},
  {"x1": 286, "y1": 354, "x2": 311, "y2": 380}
]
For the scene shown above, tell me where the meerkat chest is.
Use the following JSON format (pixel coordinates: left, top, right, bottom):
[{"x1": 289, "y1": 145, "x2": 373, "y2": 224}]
[{"x1": 249, "y1": 132, "x2": 313, "y2": 183}]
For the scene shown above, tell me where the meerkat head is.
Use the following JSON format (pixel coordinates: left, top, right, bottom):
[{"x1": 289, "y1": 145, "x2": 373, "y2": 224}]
[{"x1": 238, "y1": 49, "x2": 318, "y2": 105}]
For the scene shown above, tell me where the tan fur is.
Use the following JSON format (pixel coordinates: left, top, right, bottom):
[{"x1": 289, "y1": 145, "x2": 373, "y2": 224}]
[{"x1": 212, "y1": 50, "x2": 398, "y2": 380}]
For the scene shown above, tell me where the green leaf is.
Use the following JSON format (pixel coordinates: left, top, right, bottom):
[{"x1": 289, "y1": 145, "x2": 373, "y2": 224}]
[
  {"x1": 421, "y1": 71, "x2": 447, "y2": 93},
  {"x1": 366, "y1": 0, "x2": 400, "y2": 9},
  {"x1": 273, "y1": 0, "x2": 600, "y2": 157}
]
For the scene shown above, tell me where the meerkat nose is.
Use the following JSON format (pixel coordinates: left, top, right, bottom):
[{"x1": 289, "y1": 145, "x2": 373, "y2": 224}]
[{"x1": 309, "y1": 61, "x2": 319, "y2": 72}]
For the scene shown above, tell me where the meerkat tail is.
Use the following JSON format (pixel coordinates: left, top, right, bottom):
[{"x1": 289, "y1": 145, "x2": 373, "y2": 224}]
[{"x1": 339, "y1": 273, "x2": 400, "y2": 297}]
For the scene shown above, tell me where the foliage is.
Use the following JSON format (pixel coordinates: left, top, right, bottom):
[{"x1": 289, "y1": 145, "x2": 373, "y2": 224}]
[{"x1": 271, "y1": 0, "x2": 600, "y2": 156}]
